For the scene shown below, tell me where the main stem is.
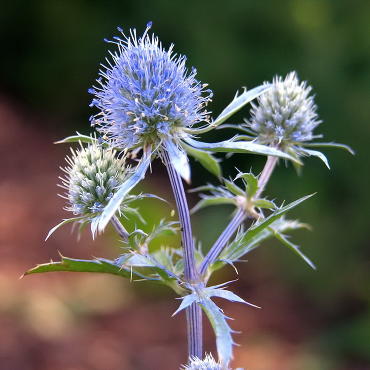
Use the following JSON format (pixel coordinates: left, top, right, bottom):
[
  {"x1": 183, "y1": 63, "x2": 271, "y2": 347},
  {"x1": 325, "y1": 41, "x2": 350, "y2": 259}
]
[
  {"x1": 200, "y1": 154, "x2": 279, "y2": 276},
  {"x1": 162, "y1": 150, "x2": 203, "y2": 359}
]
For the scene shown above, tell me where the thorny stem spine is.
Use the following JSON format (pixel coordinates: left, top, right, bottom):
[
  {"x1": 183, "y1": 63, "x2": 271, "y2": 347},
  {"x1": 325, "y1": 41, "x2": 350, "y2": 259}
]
[
  {"x1": 162, "y1": 148, "x2": 203, "y2": 359},
  {"x1": 200, "y1": 154, "x2": 279, "y2": 276}
]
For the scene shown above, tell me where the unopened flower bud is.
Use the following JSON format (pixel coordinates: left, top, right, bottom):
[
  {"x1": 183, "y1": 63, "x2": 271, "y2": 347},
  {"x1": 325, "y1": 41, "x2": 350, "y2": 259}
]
[
  {"x1": 60, "y1": 142, "x2": 129, "y2": 218},
  {"x1": 249, "y1": 71, "x2": 321, "y2": 147}
]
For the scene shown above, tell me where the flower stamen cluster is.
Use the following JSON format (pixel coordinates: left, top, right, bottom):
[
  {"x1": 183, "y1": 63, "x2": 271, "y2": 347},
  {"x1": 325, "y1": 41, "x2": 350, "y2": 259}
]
[{"x1": 89, "y1": 23, "x2": 213, "y2": 151}]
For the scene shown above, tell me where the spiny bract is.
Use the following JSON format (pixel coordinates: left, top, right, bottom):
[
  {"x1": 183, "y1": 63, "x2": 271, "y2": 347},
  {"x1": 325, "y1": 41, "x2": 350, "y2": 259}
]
[
  {"x1": 89, "y1": 22, "x2": 212, "y2": 150},
  {"x1": 60, "y1": 142, "x2": 129, "y2": 218},
  {"x1": 248, "y1": 71, "x2": 321, "y2": 147},
  {"x1": 181, "y1": 354, "x2": 229, "y2": 370}
]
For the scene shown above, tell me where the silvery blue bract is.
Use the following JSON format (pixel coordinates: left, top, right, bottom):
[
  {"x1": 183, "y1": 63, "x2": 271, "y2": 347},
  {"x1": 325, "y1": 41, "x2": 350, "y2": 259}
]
[{"x1": 182, "y1": 354, "x2": 227, "y2": 370}]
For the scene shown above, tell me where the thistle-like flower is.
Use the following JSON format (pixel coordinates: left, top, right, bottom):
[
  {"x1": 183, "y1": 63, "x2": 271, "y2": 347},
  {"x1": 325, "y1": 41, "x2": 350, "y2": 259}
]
[
  {"x1": 87, "y1": 24, "x2": 303, "y2": 233},
  {"x1": 248, "y1": 71, "x2": 320, "y2": 147},
  {"x1": 181, "y1": 354, "x2": 228, "y2": 370},
  {"x1": 47, "y1": 141, "x2": 140, "y2": 239},
  {"x1": 89, "y1": 22, "x2": 212, "y2": 168}
]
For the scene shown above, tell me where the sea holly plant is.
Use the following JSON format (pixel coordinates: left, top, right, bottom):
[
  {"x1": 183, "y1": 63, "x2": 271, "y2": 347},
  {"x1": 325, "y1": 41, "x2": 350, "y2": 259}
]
[{"x1": 24, "y1": 23, "x2": 353, "y2": 369}]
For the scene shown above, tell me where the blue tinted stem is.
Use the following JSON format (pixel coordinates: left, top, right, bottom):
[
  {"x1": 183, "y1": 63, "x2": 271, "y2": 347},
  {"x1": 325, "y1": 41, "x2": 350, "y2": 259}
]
[
  {"x1": 162, "y1": 150, "x2": 202, "y2": 359},
  {"x1": 199, "y1": 208, "x2": 246, "y2": 276},
  {"x1": 200, "y1": 154, "x2": 278, "y2": 276},
  {"x1": 110, "y1": 215, "x2": 129, "y2": 241}
]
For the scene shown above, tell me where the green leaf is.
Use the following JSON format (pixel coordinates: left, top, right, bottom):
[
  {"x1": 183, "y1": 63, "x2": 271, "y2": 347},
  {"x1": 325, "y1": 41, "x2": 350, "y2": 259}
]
[
  {"x1": 45, "y1": 216, "x2": 86, "y2": 240},
  {"x1": 220, "y1": 194, "x2": 315, "y2": 263},
  {"x1": 303, "y1": 142, "x2": 355, "y2": 155},
  {"x1": 272, "y1": 231, "x2": 316, "y2": 270},
  {"x1": 182, "y1": 142, "x2": 222, "y2": 178},
  {"x1": 253, "y1": 199, "x2": 276, "y2": 209},
  {"x1": 212, "y1": 85, "x2": 271, "y2": 127},
  {"x1": 184, "y1": 137, "x2": 300, "y2": 163},
  {"x1": 299, "y1": 148, "x2": 330, "y2": 169},
  {"x1": 188, "y1": 184, "x2": 220, "y2": 193},
  {"x1": 223, "y1": 179, "x2": 244, "y2": 196},
  {"x1": 93, "y1": 150, "x2": 152, "y2": 235},
  {"x1": 23, "y1": 256, "x2": 139, "y2": 279},
  {"x1": 235, "y1": 172, "x2": 258, "y2": 197},
  {"x1": 186, "y1": 85, "x2": 271, "y2": 134},
  {"x1": 191, "y1": 197, "x2": 236, "y2": 214},
  {"x1": 55, "y1": 132, "x2": 97, "y2": 145},
  {"x1": 164, "y1": 140, "x2": 190, "y2": 183},
  {"x1": 116, "y1": 252, "x2": 185, "y2": 294}
]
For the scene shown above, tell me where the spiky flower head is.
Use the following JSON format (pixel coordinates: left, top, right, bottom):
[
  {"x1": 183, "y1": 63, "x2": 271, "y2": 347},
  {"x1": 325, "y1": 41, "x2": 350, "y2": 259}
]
[
  {"x1": 248, "y1": 71, "x2": 321, "y2": 148},
  {"x1": 89, "y1": 22, "x2": 212, "y2": 151},
  {"x1": 181, "y1": 354, "x2": 227, "y2": 370},
  {"x1": 60, "y1": 141, "x2": 129, "y2": 219}
]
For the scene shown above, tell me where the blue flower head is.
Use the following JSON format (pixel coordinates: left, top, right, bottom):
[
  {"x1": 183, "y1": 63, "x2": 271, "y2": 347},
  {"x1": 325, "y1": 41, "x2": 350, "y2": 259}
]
[{"x1": 89, "y1": 22, "x2": 213, "y2": 151}]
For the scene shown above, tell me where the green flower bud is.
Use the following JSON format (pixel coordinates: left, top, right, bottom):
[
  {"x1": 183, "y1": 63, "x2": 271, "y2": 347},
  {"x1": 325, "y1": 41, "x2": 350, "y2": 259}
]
[{"x1": 60, "y1": 142, "x2": 129, "y2": 218}]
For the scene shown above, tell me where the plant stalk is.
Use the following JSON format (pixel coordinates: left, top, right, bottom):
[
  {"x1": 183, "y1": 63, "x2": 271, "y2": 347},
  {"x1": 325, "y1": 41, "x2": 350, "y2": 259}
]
[
  {"x1": 162, "y1": 149, "x2": 203, "y2": 359},
  {"x1": 110, "y1": 215, "x2": 129, "y2": 241},
  {"x1": 200, "y1": 154, "x2": 279, "y2": 276},
  {"x1": 199, "y1": 208, "x2": 246, "y2": 276},
  {"x1": 255, "y1": 154, "x2": 279, "y2": 198}
]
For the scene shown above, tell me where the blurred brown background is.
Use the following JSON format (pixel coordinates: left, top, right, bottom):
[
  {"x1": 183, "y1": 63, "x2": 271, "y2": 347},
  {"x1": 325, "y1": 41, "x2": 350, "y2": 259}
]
[{"x1": 0, "y1": 1, "x2": 369, "y2": 369}]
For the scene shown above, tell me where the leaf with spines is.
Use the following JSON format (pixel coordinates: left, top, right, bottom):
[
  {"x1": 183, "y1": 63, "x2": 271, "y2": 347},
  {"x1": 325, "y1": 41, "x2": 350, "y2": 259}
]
[
  {"x1": 23, "y1": 255, "x2": 150, "y2": 280},
  {"x1": 215, "y1": 194, "x2": 315, "y2": 269},
  {"x1": 184, "y1": 137, "x2": 301, "y2": 163},
  {"x1": 302, "y1": 141, "x2": 355, "y2": 155},
  {"x1": 55, "y1": 132, "x2": 98, "y2": 145},
  {"x1": 210, "y1": 218, "x2": 310, "y2": 275},
  {"x1": 234, "y1": 172, "x2": 258, "y2": 198},
  {"x1": 45, "y1": 216, "x2": 86, "y2": 240},
  {"x1": 270, "y1": 230, "x2": 316, "y2": 269},
  {"x1": 191, "y1": 197, "x2": 236, "y2": 214},
  {"x1": 173, "y1": 285, "x2": 258, "y2": 365},
  {"x1": 253, "y1": 199, "x2": 276, "y2": 209},
  {"x1": 182, "y1": 142, "x2": 222, "y2": 178},
  {"x1": 223, "y1": 179, "x2": 244, "y2": 197},
  {"x1": 298, "y1": 147, "x2": 331, "y2": 169},
  {"x1": 94, "y1": 149, "x2": 152, "y2": 234},
  {"x1": 186, "y1": 85, "x2": 271, "y2": 134}
]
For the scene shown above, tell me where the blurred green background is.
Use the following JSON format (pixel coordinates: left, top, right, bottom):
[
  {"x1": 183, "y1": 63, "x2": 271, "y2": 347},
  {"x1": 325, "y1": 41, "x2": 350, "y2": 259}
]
[{"x1": 1, "y1": 0, "x2": 369, "y2": 369}]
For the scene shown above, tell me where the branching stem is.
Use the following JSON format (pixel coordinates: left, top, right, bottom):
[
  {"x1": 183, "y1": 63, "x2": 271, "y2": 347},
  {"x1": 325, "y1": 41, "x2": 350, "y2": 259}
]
[
  {"x1": 200, "y1": 154, "x2": 279, "y2": 276},
  {"x1": 110, "y1": 215, "x2": 129, "y2": 241}
]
